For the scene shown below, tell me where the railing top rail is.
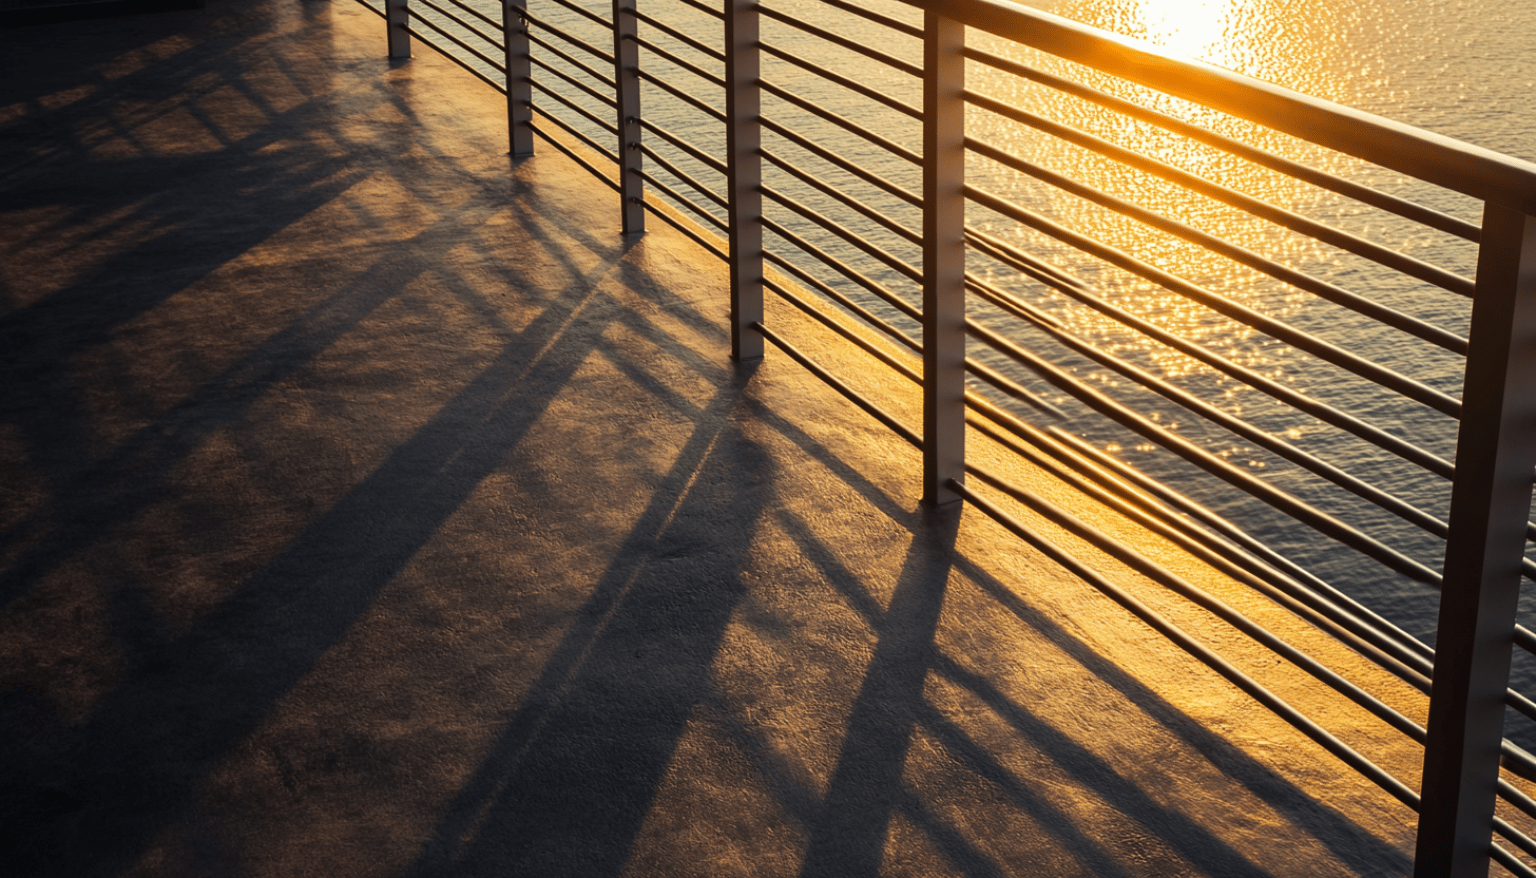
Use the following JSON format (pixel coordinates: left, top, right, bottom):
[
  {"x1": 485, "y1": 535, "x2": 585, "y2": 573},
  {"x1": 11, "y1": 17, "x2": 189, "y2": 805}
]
[{"x1": 910, "y1": 0, "x2": 1536, "y2": 214}]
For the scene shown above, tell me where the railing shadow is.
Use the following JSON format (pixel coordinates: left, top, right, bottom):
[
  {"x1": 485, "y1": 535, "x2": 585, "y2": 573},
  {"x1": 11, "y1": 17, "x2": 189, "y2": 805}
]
[{"x1": 0, "y1": 2, "x2": 1424, "y2": 877}]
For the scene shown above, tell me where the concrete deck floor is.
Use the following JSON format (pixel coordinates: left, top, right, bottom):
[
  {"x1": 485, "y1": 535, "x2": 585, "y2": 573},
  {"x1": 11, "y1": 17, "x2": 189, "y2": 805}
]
[{"x1": 0, "y1": 1, "x2": 1486, "y2": 875}]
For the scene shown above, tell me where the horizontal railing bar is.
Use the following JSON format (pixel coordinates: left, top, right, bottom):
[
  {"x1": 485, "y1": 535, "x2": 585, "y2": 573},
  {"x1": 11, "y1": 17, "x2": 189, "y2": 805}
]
[
  {"x1": 967, "y1": 360, "x2": 1068, "y2": 420},
  {"x1": 760, "y1": 78, "x2": 922, "y2": 162},
  {"x1": 761, "y1": 148, "x2": 922, "y2": 245},
  {"x1": 759, "y1": 40, "x2": 924, "y2": 120},
  {"x1": 637, "y1": 142, "x2": 728, "y2": 210},
  {"x1": 637, "y1": 118, "x2": 728, "y2": 175},
  {"x1": 530, "y1": 53, "x2": 618, "y2": 108},
  {"x1": 526, "y1": 29, "x2": 617, "y2": 91},
  {"x1": 970, "y1": 276, "x2": 1069, "y2": 337},
  {"x1": 967, "y1": 184, "x2": 1464, "y2": 418},
  {"x1": 638, "y1": 168, "x2": 728, "y2": 231},
  {"x1": 760, "y1": 115, "x2": 922, "y2": 206},
  {"x1": 967, "y1": 133, "x2": 1472, "y2": 348},
  {"x1": 800, "y1": 0, "x2": 922, "y2": 39},
  {"x1": 542, "y1": 0, "x2": 610, "y2": 29},
  {"x1": 964, "y1": 405, "x2": 1436, "y2": 686},
  {"x1": 964, "y1": 46, "x2": 1481, "y2": 242},
  {"x1": 407, "y1": 11, "x2": 508, "y2": 73},
  {"x1": 356, "y1": 0, "x2": 386, "y2": 18},
  {"x1": 1491, "y1": 841, "x2": 1536, "y2": 878},
  {"x1": 964, "y1": 306, "x2": 1455, "y2": 541},
  {"x1": 965, "y1": 463, "x2": 1430, "y2": 746},
  {"x1": 443, "y1": 0, "x2": 502, "y2": 33},
  {"x1": 966, "y1": 227, "x2": 1457, "y2": 479},
  {"x1": 762, "y1": 216, "x2": 922, "y2": 321},
  {"x1": 631, "y1": 7, "x2": 724, "y2": 61},
  {"x1": 675, "y1": 0, "x2": 723, "y2": 20},
  {"x1": 965, "y1": 317, "x2": 1443, "y2": 583},
  {"x1": 522, "y1": 6, "x2": 616, "y2": 66},
  {"x1": 1496, "y1": 784, "x2": 1536, "y2": 840},
  {"x1": 764, "y1": 276, "x2": 923, "y2": 378},
  {"x1": 531, "y1": 101, "x2": 619, "y2": 162},
  {"x1": 630, "y1": 33, "x2": 727, "y2": 89},
  {"x1": 949, "y1": 476, "x2": 1422, "y2": 812},
  {"x1": 764, "y1": 250, "x2": 922, "y2": 351},
  {"x1": 1042, "y1": 427, "x2": 1439, "y2": 664},
  {"x1": 531, "y1": 78, "x2": 618, "y2": 135},
  {"x1": 401, "y1": 23, "x2": 508, "y2": 92},
  {"x1": 758, "y1": 4, "x2": 922, "y2": 78},
  {"x1": 418, "y1": 0, "x2": 504, "y2": 48},
  {"x1": 641, "y1": 193, "x2": 730, "y2": 260},
  {"x1": 965, "y1": 274, "x2": 1063, "y2": 330},
  {"x1": 529, "y1": 119, "x2": 621, "y2": 190},
  {"x1": 756, "y1": 322, "x2": 922, "y2": 446},
  {"x1": 965, "y1": 91, "x2": 1478, "y2": 302},
  {"x1": 1493, "y1": 820, "x2": 1536, "y2": 872},
  {"x1": 926, "y1": 0, "x2": 1536, "y2": 211},
  {"x1": 636, "y1": 67, "x2": 727, "y2": 122},
  {"x1": 761, "y1": 185, "x2": 923, "y2": 283}
]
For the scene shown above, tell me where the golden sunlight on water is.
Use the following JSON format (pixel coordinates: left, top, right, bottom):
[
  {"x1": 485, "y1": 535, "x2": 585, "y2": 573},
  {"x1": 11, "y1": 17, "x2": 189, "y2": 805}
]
[{"x1": 966, "y1": 0, "x2": 1393, "y2": 386}]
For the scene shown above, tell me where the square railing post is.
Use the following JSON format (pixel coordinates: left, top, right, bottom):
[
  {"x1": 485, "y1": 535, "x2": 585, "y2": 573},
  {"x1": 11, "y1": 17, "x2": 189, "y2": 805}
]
[
  {"x1": 613, "y1": 0, "x2": 644, "y2": 234},
  {"x1": 386, "y1": 0, "x2": 410, "y2": 57},
  {"x1": 922, "y1": 10, "x2": 965, "y2": 505},
  {"x1": 725, "y1": 0, "x2": 762, "y2": 360},
  {"x1": 1415, "y1": 203, "x2": 1536, "y2": 877},
  {"x1": 504, "y1": 0, "x2": 533, "y2": 157}
]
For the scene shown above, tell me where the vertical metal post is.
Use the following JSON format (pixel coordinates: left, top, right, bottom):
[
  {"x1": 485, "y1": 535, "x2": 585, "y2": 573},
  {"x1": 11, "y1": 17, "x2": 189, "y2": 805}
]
[
  {"x1": 504, "y1": 0, "x2": 534, "y2": 157},
  {"x1": 922, "y1": 11, "x2": 965, "y2": 505},
  {"x1": 1415, "y1": 203, "x2": 1536, "y2": 878},
  {"x1": 386, "y1": 0, "x2": 410, "y2": 58},
  {"x1": 725, "y1": 0, "x2": 762, "y2": 360},
  {"x1": 613, "y1": 0, "x2": 644, "y2": 234}
]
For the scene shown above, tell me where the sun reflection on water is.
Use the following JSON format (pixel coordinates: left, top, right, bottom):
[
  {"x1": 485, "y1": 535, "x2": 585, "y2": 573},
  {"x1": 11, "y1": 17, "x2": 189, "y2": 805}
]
[{"x1": 966, "y1": 0, "x2": 1376, "y2": 385}]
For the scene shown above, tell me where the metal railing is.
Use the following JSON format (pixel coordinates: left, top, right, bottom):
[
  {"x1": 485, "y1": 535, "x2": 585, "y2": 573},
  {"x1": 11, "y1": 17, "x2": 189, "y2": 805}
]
[{"x1": 352, "y1": 0, "x2": 1536, "y2": 873}]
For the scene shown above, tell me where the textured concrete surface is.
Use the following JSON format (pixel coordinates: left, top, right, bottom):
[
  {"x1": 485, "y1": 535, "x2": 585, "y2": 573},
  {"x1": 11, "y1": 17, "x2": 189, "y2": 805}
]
[{"x1": 0, "y1": 1, "x2": 1522, "y2": 876}]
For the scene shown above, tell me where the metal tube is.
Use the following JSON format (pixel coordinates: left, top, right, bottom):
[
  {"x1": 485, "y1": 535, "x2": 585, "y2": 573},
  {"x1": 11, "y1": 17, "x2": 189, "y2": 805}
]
[
  {"x1": 762, "y1": 148, "x2": 921, "y2": 245},
  {"x1": 966, "y1": 226, "x2": 1459, "y2": 479},
  {"x1": 613, "y1": 0, "x2": 644, "y2": 233},
  {"x1": 759, "y1": 115, "x2": 921, "y2": 206},
  {"x1": 536, "y1": 79, "x2": 620, "y2": 135},
  {"x1": 761, "y1": 185, "x2": 922, "y2": 283},
  {"x1": 638, "y1": 118, "x2": 727, "y2": 175},
  {"x1": 638, "y1": 169, "x2": 727, "y2": 230},
  {"x1": 523, "y1": 7, "x2": 616, "y2": 65},
  {"x1": 1415, "y1": 205, "x2": 1536, "y2": 878},
  {"x1": 526, "y1": 32, "x2": 616, "y2": 92},
  {"x1": 504, "y1": 0, "x2": 533, "y2": 155},
  {"x1": 964, "y1": 96, "x2": 1477, "y2": 301},
  {"x1": 675, "y1": 0, "x2": 722, "y2": 20},
  {"x1": 963, "y1": 45, "x2": 1480, "y2": 242},
  {"x1": 757, "y1": 5, "x2": 921, "y2": 78},
  {"x1": 530, "y1": 52, "x2": 617, "y2": 108},
  {"x1": 630, "y1": 33, "x2": 726, "y2": 88},
  {"x1": 759, "y1": 41, "x2": 922, "y2": 120},
  {"x1": 771, "y1": 0, "x2": 921, "y2": 39},
  {"x1": 632, "y1": 7, "x2": 724, "y2": 62},
  {"x1": 726, "y1": 0, "x2": 763, "y2": 359},
  {"x1": 922, "y1": 10, "x2": 965, "y2": 506},
  {"x1": 387, "y1": 0, "x2": 410, "y2": 57},
  {"x1": 759, "y1": 79, "x2": 921, "y2": 162},
  {"x1": 528, "y1": 119, "x2": 620, "y2": 190},
  {"x1": 636, "y1": 142, "x2": 727, "y2": 209},
  {"x1": 761, "y1": 216, "x2": 920, "y2": 322},
  {"x1": 636, "y1": 67, "x2": 726, "y2": 122},
  {"x1": 966, "y1": 183, "x2": 1464, "y2": 418},
  {"x1": 408, "y1": 9, "x2": 508, "y2": 73}
]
